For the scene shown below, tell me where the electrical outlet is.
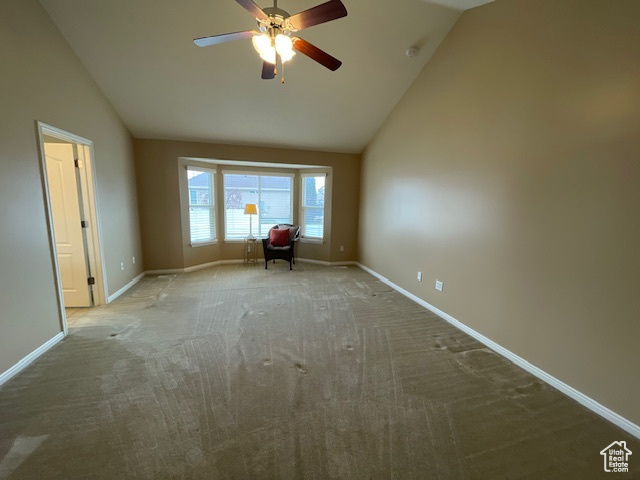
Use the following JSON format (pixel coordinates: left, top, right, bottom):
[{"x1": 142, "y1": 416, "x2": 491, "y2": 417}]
[
  {"x1": 120, "y1": 261, "x2": 125, "y2": 271},
  {"x1": 132, "y1": 256, "x2": 136, "y2": 265},
  {"x1": 417, "y1": 271, "x2": 422, "y2": 282},
  {"x1": 340, "y1": 245, "x2": 344, "y2": 252},
  {"x1": 435, "y1": 280, "x2": 443, "y2": 292}
]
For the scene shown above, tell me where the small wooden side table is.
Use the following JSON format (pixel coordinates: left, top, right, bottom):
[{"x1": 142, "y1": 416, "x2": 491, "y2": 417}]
[{"x1": 244, "y1": 238, "x2": 258, "y2": 265}]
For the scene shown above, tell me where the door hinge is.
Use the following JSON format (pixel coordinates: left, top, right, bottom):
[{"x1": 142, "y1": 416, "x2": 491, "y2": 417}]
[
  {"x1": 81, "y1": 220, "x2": 89, "y2": 228},
  {"x1": 87, "y1": 277, "x2": 95, "y2": 286},
  {"x1": 74, "y1": 158, "x2": 79, "y2": 168}
]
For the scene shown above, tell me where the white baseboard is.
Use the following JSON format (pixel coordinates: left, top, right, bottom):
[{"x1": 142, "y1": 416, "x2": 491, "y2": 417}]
[
  {"x1": 107, "y1": 272, "x2": 145, "y2": 303},
  {"x1": 185, "y1": 260, "x2": 225, "y2": 273},
  {"x1": 214, "y1": 260, "x2": 245, "y2": 267},
  {"x1": 0, "y1": 332, "x2": 65, "y2": 388},
  {"x1": 145, "y1": 258, "x2": 355, "y2": 274},
  {"x1": 184, "y1": 259, "x2": 244, "y2": 272},
  {"x1": 298, "y1": 258, "x2": 330, "y2": 266},
  {"x1": 356, "y1": 262, "x2": 640, "y2": 440},
  {"x1": 298, "y1": 258, "x2": 358, "y2": 267}
]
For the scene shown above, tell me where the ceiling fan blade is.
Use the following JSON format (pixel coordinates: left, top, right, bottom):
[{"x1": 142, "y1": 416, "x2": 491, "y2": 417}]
[
  {"x1": 194, "y1": 30, "x2": 256, "y2": 47},
  {"x1": 292, "y1": 37, "x2": 342, "y2": 71},
  {"x1": 288, "y1": 0, "x2": 347, "y2": 31},
  {"x1": 236, "y1": 0, "x2": 269, "y2": 21},
  {"x1": 261, "y1": 61, "x2": 276, "y2": 79}
]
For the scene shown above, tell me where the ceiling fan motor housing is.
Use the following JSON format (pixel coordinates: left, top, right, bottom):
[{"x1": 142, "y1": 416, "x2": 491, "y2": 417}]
[
  {"x1": 262, "y1": 7, "x2": 289, "y2": 19},
  {"x1": 260, "y1": 7, "x2": 299, "y2": 37}
]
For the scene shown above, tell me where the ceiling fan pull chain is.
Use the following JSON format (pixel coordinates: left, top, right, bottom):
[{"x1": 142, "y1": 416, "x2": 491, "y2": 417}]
[{"x1": 282, "y1": 60, "x2": 285, "y2": 84}]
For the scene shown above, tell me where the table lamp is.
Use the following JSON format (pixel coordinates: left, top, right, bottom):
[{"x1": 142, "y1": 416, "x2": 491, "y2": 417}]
[{"x1": 244, "y1": 203, "x2": 257, "y2": 239}]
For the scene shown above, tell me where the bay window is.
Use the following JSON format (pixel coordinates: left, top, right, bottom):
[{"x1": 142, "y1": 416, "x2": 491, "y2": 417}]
[{"x1": 223, "y1": 172, "x2": 293, "y2": 240}]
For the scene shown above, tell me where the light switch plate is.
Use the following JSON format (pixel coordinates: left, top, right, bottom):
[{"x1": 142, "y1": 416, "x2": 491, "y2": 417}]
[{"x1": 435, "y1": 280, "x2": 443, "y2": 291}]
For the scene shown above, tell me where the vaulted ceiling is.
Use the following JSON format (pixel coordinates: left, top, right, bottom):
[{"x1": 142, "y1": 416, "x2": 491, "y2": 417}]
[{"x1": 40, "y1": 0, "x2": 493, "y2": 153}]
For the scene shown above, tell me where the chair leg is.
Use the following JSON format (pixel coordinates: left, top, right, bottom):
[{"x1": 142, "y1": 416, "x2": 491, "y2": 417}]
[
  {"x1": 289, "y1": 259, "x2": 292, "y2": 270},
  {"x1": 265, "y1": 259, "x2": 268, "y2": 269}
]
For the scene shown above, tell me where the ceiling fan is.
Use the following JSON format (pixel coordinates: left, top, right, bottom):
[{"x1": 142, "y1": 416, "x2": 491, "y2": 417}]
[{"x1": 194, "y1": 0, "x2": 347, "y2": 81}]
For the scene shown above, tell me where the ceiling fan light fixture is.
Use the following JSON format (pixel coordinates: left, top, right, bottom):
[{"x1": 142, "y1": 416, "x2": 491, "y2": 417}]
[
  {"x1": 275, "y1": 34, "x2": 295, "y2": 62},
  {"x1": 260, "y1": 50, "x2": 277, "y2": 64},
  {"x1": 280, "y1": 50, "x2": 295, "y2": 63},
  {"x1": 251, "y1": 33, "x2": 282, "y2": 64},
  {"x1": 252, "y1": 33, "x2": 271, "y2": 53},
  {"x1": 195, "y1": 0, "x2": 347, "y2": 78},
  {"x1": 275, "y1": 34, "x2": 292, "y2": 54}
]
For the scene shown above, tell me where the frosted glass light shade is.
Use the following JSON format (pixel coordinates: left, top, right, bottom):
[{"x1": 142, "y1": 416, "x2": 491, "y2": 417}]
[
  {"x1": 275, "y1": 34, "x2": 295, "y2": 63},
  {"x1": 252, "y1": 34, "x2": 276, "y2": 64},
  {"x1": 275, "y1": 34, "x2": 292, "y2": 54},
  {"x1": 252, "y1": 34, "x2": 271, "y2": 55}
]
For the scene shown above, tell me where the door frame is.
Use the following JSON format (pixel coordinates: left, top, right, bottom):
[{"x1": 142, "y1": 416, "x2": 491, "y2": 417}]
[{"x1": 36, "y1": 122, "x2": 108, "y2": 335}]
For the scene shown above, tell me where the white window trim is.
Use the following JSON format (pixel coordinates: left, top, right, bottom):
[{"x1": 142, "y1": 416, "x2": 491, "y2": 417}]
[
  {"x1": 300, "y1": 173, "x2": 327, "y2": 242},
  {"x1": 222, "y1": 171, "x2": 294, "y2": 241},
  {"x1": 300, "y1": 238, "x2": 324, "y2": 245},
  {"x1": 187, "y1": 165, "x2": 217, "y2": 246},
  {"x1": 190, "y1": 240, "x2": 217, "y2": 247},
  {"x1": 222, "y1": 170, "x2": 295, "y2": 178}
]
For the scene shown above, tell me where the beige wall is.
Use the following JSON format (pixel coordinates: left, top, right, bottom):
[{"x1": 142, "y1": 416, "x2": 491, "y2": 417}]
[
  {"x1": 360, "y1": 0, "x2": 640, "y2": 424},
  {"x1": 134, "y1": 139, "x2": 360, "y2": 270},
  {"x1": 0, "y1": 1, "x2": 142, "y2": 373}
]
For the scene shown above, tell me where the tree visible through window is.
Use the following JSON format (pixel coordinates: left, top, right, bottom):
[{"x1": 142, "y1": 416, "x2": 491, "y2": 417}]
[
  {"x1": 223, "y1": 173, "x2": 293, "y2": 240},
  {"x1": 187, "y1": 167, "x2": 215, "y2": 243},
  {"x1": 301, "y1": 174, "x2": 325, "y2": 240}
]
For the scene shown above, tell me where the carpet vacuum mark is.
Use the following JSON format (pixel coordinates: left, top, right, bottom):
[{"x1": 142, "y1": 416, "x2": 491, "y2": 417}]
[{"x1": 0, "y1": 264, "x2": 637, "y2": 479}]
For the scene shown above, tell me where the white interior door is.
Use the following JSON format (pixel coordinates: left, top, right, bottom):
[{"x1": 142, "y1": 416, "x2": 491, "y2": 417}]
[{"x1": 44, "y1": 143, "x2": 92, "y2": 307}]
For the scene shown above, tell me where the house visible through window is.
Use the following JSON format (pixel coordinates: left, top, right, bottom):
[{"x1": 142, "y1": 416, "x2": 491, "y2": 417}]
[
  {"x1": 223, "y1": 173, "x2": 293, "y2": 240},
  {"x1": 301, "y1": 174, "x2": 325, "y2": 240},
  {"x1": 187, "y1": 167, "x2": 215, "y2": 244}
]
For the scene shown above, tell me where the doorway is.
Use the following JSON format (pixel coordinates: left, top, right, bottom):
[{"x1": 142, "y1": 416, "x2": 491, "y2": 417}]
[{"x1": 37, "y1": 122, "x2": 107, "y2": 335}]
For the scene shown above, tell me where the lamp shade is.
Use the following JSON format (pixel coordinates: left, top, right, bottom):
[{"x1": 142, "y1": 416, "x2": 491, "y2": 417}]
[
  {"x1": 252, "y1": 34, "x2": 276, "y2": 64},
  {"x1": 244, "y1": 203, "x2": 258, "y2": 215},
  {"x1": 275, "y1": 34, "x2": 295, "y2": 62}
]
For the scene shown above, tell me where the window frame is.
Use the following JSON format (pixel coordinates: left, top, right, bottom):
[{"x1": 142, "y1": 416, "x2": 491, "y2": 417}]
[
  {"x1": 186, "y1": 165, "x2": 217, "y2": 247},
  {"x1": 222, "y1": 170, "x2": 295, "y2": 242},
  {"x1": 300, "y1": 173, "x2": 326, "y2": 243}
]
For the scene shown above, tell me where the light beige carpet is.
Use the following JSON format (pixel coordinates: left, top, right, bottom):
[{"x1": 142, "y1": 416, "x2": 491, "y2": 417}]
[{"x1": 0, "y1": 263, "x2": 637, "y2": 479}]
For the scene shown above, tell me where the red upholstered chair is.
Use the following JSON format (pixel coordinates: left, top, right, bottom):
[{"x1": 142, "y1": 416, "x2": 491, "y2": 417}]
[{"x1": 262, "y1": 224, "x2": 300, "y2": 270}]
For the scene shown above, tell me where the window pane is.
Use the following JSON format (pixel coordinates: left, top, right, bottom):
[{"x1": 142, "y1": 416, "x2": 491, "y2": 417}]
[
  {"x1": 224, "y1": 174, "x2": 292, "y2": 239},
  {"x1": 189, "y1": 206, "x2": 214, "y2": 242},
  {"x1": 302, "y1": 175, "x2": 325, "y2": 239},
  {"x1": 303, "y1": 207, "x2": 323, "y2": 238},
  {"x1": 303, "y1": 176, "x2": 324, "y2": 207},
  {"x1": 224, "y1": 174, "x2": 258, "y2": 239},
  {"x1": 188, "y1": 168, "x2": 215, "y2": 243}
]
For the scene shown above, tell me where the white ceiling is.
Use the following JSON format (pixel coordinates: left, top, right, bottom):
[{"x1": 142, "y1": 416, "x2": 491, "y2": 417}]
[{"x1": 39, "y1": 0, "x2": 475, "y2": 153}]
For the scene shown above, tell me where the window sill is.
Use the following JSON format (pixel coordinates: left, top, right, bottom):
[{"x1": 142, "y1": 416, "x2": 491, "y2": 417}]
[
  {"x1": 190, "y1": 240, "x2": 217, "y2": 247},
  {"x1": 224, "y1": 238, "x2": 263, "y2": 243},
  {"x1": 301, "y1": 238, "x2": 324, "y2": 245}
]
